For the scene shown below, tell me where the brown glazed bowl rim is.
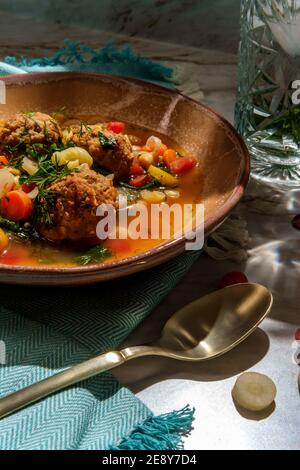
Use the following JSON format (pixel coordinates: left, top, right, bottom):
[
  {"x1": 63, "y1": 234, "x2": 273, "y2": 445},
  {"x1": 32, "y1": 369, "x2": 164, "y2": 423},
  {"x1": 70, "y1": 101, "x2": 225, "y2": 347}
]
[{"x1": 0, "y1": 72, "x2": 250, "y2": 279}]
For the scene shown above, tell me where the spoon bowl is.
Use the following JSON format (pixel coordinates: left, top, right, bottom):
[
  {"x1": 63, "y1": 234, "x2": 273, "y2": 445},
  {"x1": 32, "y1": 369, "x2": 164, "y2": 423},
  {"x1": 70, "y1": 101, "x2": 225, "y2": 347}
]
[
  {"x1": 158, "y1": 283, "x2": 272, "y2": 359},
  {"x1": 0, "y1": 283, "x2": 272, "y2": 419},
  {"x1": 123, "y1": 283, "x2": 273, "y2": 361}
]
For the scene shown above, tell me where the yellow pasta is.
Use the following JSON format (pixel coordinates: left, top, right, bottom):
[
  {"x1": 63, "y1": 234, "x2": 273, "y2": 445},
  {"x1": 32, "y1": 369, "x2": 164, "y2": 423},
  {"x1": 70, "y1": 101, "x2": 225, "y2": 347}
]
[{"x1": 51, "y1": 147, "x2": 93, "y2": 167}]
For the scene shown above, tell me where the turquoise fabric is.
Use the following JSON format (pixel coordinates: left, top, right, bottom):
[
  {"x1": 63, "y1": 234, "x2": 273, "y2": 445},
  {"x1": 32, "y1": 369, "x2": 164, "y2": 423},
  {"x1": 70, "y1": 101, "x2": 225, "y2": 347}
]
[
  {"x1": 0, "y1": 42, "x2": 197, "y2": 450},
  {"x1": 1, "y1": 40, "x2": 175, "y2": 86}
]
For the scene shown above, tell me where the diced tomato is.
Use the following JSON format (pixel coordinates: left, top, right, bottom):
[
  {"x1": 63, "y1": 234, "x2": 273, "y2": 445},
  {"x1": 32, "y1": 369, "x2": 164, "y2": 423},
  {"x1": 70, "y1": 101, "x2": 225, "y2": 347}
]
[
  {"x1": 129, "y1": 175, "x2": 148, "y2": 187},
  {"x1": 130, "y1": 162, "x2": 144, "y2": 176},
  {"x1": 21, "y1": 183, "x2": 36, "y2": 194},
  {"x1": 219, "y1": 272, "x2": 249, "y2": 289},
  {"x1": 0, "y1": 156, "x2": 9, "y2": 166},
  {"x1": 170, "y1": 156, "x2": 197, "y2": 175},
  {"x1": 294, "y1": 328, "x2": 300, "y2": 341},
  {"x1": 106, "y1": 121, "x2": 125, "y2": 134},
  {"x1": 0, "y1": 244, "x2": 30, "y2": 265},
  {"x1": 163, "y1": 149, "x2": 177, "y2": 168},
  {"x1": 1, "y1": 190, "x2": 33, "y2": 221},
  {"x1": 158, "y1": 144, "x2": 168, "y2": 157},
  {"x1": 105, "y1": 238, "x2": 131, "y2": 253}
]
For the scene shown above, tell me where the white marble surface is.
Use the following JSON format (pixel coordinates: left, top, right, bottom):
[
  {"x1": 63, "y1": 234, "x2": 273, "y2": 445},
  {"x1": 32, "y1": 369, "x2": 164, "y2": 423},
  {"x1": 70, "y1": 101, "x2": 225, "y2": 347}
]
[
  {"x1": 0, "y1": 15, "x2": 299, "y2": 450},
  {"x1": 116, "y1": 194, "x2": 300, "y2": 450}
]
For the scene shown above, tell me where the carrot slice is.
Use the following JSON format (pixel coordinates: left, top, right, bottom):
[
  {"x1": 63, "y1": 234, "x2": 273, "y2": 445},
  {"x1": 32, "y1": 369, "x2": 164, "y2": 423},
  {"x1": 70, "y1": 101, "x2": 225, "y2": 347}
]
[
  {"x1": 1, "y1": 190, "x2": 33, "y2": 221},
  {"x1": 163, "y1": 149, "x2": 177, "y2": 168},
  {"x1": 0, "y1": 156, "x2": 9, "y2": 166},
  {"x1": 158, "y1": 144, "x2": 168, "y2": 156}
]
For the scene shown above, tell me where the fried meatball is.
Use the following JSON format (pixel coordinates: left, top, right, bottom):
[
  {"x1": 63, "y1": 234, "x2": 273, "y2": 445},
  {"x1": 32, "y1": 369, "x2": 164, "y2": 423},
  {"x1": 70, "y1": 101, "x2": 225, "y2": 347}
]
[
  {"x1": 67, "y1": 125, "x2": 133, "y2": 180},
  {"x1": 0, "y1": 112, "x2": 62, "y2": 153},
  {"x1": 37, "y1": 166, "x2": 117, "y2": 241}
]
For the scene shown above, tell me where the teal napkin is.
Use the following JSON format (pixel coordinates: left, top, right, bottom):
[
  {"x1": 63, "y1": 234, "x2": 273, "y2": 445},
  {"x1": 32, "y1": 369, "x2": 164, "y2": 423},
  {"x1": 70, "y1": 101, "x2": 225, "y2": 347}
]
[
  {"x1": 1, "y1": 40, "x2": 174, "y2": 86},
  {"x1": 0, "y1": 42, "x2": 197, "y2": 450}
]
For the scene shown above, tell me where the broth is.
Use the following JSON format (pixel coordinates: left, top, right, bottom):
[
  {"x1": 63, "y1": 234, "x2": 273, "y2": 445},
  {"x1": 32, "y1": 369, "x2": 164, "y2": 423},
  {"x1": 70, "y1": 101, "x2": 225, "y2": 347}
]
[{"x1": 0, "y1": 115, "x2": 202, "y2": 267}]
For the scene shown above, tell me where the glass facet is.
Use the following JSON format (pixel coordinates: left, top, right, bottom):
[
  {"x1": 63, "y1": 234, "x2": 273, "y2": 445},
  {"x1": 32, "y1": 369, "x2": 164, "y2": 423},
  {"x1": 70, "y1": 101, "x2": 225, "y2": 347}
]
[{"x1": 235, "y1": 0, "x2": 300, "y2": 187}]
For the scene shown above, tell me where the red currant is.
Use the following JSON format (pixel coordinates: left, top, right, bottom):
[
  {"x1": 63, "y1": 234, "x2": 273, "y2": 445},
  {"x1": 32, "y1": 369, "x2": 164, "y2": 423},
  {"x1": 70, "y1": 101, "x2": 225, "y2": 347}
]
[
  {"x1": 219, "y1": 271, "x2": 249, "y2": 289},
  {"x1": 294, "y1": 328, "x2": 300, "y2": 341},
  {"x1": 292, "y1": 214, "x2": 300, "y2": 230}
]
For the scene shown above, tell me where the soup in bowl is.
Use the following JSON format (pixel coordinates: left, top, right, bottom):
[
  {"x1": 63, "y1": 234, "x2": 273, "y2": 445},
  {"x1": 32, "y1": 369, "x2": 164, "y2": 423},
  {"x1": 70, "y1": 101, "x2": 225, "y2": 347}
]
[{"x1": 0, "y1": 73, "x2": 249, "y2": 285}]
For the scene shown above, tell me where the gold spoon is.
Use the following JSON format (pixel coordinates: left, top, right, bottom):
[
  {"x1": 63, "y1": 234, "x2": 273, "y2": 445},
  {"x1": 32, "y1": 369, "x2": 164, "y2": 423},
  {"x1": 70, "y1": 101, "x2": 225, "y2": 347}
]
[{"x1": 0, "y1": 283, "x2": 272, "y2": 419}]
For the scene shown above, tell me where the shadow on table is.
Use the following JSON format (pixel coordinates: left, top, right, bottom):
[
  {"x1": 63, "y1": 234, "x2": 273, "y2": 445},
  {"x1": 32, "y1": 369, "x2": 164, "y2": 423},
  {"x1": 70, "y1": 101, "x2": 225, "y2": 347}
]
[
  {"x1": 246, "y1": 238, "x2": 300, "y2": 326},
  {"x1": 232, "y1": 396, "x2": 276, "y2": 421},
  {"x1": 114, "y1": 327, "x2": 270, "y2": 393}
]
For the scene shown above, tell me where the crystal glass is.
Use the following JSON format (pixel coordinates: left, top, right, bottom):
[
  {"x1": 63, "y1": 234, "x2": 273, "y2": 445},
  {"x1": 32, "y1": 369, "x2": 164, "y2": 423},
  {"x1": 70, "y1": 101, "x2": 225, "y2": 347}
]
[{"x1": 235, "y1": 0, "x2": 300, "y2": 188}]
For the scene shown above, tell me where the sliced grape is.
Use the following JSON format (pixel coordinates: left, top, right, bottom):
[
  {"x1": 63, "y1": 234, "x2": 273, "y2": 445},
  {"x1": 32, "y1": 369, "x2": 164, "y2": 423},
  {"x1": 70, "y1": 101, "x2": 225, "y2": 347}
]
[{"x1": 232, "y1": 372, "x2": 277, "y2": 411}]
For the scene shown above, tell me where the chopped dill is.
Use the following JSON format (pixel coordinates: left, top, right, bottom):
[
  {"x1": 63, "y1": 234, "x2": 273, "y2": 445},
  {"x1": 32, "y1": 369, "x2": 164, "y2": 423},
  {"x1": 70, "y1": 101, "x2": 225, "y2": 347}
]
[
  {"x1": 51, "y1": 106, "x2": 67, "y2": 120},
  {"x1": 20, "y1": 160, "x2": 76, "y2": 226},
  {"x1": 22, "y1": 111, "x2": 36, "y2": 118},
  {"x1": 43, "y1": 121, "x2": 49, "y2": 139},
  {"x1": 79, "y1": 121, "x2": 92, "y2": 137},
  {"x1": 5, "y1": 141, "x2": 73, "y2": 169},
  {"x1": 32, "y1": 188, "x2": 57, "y2": 227},
  {"x1": 76, "y1": 245, "x2": 112, "y2": 265}
]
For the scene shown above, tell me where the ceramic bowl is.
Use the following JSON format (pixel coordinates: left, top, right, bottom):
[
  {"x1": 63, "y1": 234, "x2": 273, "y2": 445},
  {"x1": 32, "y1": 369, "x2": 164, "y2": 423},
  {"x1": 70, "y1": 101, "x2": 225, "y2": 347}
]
[{"x1": 0, "y1": 73, "x2": 249, "y2": 285}]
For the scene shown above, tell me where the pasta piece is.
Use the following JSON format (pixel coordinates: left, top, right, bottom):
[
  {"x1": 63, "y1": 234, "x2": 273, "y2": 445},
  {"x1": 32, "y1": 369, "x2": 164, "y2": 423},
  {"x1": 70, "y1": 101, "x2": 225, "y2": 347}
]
[
  {"x1": 52, "y1": 147, "x2": 93, "y2": 167},
  {"x1": 22, "y1": 156, "x2": 38, "y2": 175}
]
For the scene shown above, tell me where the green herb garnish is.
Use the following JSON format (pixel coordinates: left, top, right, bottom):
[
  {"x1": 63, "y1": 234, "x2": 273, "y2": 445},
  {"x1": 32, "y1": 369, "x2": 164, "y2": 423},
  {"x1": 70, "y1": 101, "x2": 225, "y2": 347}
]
[
  {"x1": 119, "y1": 180, "x2": 160, "y2": 191},
  {"x1": 20, "y1": 160, "x2": 72, "y2": 187},
  {"x1": 9, "y1": 152, "x2": 25, "y2": 169},
  {"x1": 20, "y1": 160, "x2": 75, "y2": 226},
  {"x1": 4, "y1": 140, "x2": 69, "y2": 170},
  {"x1": 117, "y1": 185, "x2": 141, "y2": 202},
  {"x1": 76, "y1": 245, "x2": 112, "y2": 265},
  {"x1": 79, "y1": 121, "x2": 92, "y2": 137},
  {"x1": 22, "y1": 111, "x2": 36, "y2": 118},
  {"x1": 43, "y1": 121, "x2": 49, "y2": 139},
  {"x1": 93, "y1": 162, "x2": 113, "y2": 176},
  {"x1": 98, "y1": 131, "x2": 117, "y2": 149},
  {"x1": 32, "y1": 189, "x2": 57, "y2": 227},
  {"x1": 157, "y1": 162, "x2": 172, "y2": 173},
  {"x1": 0, "y1": 216, "x2": 35, "y2": 240},
  {"x1": 51, "y1": 106, "x2": 67, "y2": 120}
]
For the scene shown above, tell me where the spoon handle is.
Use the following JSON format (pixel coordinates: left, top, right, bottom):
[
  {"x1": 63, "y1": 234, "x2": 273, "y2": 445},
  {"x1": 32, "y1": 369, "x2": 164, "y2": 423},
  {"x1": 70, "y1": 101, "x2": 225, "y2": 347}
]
[{"x1": 0, "y1": 350, "x2": 126, "y2": 419}]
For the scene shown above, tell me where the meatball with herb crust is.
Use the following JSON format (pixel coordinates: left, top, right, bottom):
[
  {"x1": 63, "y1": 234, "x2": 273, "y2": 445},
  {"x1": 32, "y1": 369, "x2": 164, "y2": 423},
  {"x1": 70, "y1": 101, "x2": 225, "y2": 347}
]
[
  {"x1": 0, "y1": 112, "x2": 62, "y2": 154},
  {"x1": 65, "y1": 124, "x2": 133, "y2": 181},
  {"x1": 37, "y1": 165, "x2": 117, "y2": 241}
]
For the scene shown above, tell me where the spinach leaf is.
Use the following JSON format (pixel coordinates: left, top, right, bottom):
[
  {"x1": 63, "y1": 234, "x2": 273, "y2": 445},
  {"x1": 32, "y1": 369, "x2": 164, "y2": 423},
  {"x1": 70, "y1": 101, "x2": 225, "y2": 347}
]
[
  {"x1": 0, "y1": 216, "x2": 35, "y2": 240},
  {"x1": 98, "y1": 132, "x2": 117, "y2": 149}
]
